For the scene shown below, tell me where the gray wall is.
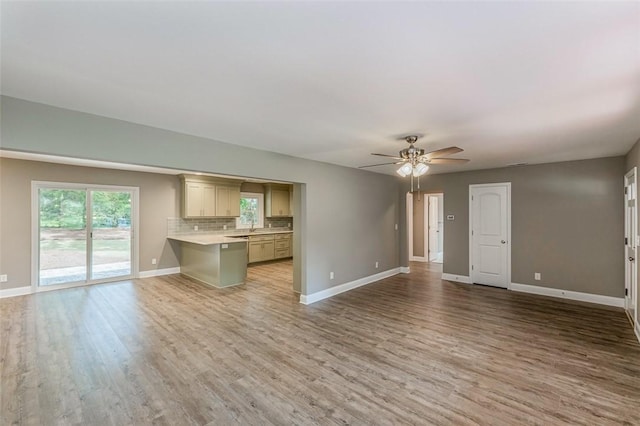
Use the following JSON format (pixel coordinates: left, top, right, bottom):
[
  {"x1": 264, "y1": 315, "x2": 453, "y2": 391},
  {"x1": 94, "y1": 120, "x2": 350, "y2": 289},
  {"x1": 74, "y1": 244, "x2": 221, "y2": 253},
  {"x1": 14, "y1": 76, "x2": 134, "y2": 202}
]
[
  {"x1": 0, "y1": 96, "x2": 402, "y2": 295},
  {"x1": 0, "y1": 157, "x2": 181, "y2": 290},
  {"x1": 401, "y1": 157, "x2": 625, "y2": 297}
]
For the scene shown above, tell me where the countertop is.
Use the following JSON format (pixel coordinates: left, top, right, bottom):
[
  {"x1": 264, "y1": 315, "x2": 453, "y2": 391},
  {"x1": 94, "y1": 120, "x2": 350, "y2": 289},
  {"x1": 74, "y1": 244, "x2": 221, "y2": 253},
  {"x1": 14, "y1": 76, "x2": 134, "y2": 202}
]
[
  {"x1": 167, "y1": 235, "x2": 249, "y2": 246},
  {"x1": 167, "y1": 229, "x2": 292, "y2": 246}
]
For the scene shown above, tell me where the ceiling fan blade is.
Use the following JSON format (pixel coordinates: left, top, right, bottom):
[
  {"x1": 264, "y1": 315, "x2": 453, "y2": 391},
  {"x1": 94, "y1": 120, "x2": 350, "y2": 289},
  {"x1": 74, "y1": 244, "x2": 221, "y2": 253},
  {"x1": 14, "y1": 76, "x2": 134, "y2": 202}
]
[
  {"x1": 358, "y1": 161, "x2": 404, "y2": 168},
  {"x1": 427, "y1": 158, "x2": 470, "y2": 165},
  {"x1": 371, "y1": 153, "x2": 403, "y2": 159},
  {"x1": 424, "y1": 146, "x2": 464, "y2": 159}
]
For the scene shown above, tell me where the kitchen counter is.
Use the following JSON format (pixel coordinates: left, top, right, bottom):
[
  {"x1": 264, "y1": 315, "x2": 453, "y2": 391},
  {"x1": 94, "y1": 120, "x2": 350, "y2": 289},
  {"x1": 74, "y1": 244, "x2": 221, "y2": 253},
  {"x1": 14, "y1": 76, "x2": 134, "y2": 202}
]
[
  {"x1": 168, "y1": 235, "x2": 248, "y2": 288},
  {"x1": 167, "y1": 234, "x2": 248, "y2": 245},
  {"x1": 228, "y1": 230, "x2": 293, "y2": 237}
]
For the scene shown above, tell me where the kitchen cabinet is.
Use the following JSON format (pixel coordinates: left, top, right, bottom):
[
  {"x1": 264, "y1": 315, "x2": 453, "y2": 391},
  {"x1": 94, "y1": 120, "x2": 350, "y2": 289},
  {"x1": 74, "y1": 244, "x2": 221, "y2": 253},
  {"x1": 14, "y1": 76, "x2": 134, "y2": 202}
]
[
  {"x1": 248, "y1": 236, "x2": 275, "y2": 263},
  {"x1": 180, "y1": 175, "x2": 241, "y2": 218},
  {"x1": 183, "y1": 181, "x2": 216, "y2": 218},
  {"x1": 265, "y1": 184, "x2": 292, "y2": 217},
  {"x1": 247, "y1": 233, "x2": 292, "y2": 263},
  {"x1": 216, "y1": 185, "x2": 241, "y2": 217},
  {"x1": 274, "y1": 233, "x2": 291, "y2": 259}
]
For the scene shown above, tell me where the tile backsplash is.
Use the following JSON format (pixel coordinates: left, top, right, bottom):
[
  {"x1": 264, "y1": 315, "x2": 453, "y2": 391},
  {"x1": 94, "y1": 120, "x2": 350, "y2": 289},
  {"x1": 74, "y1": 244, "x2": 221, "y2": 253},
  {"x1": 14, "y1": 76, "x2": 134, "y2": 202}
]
[{"x1": 168, "y1": 216, "x2": 293, "y2": 235}]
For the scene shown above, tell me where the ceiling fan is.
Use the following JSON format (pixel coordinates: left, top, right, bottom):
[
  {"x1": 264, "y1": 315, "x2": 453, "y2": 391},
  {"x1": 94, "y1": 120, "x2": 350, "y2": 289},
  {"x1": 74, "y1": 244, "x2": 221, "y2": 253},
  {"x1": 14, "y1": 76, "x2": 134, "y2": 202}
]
[{"x1": 359, "y1": 135, "x2": 469, "y2": 178}]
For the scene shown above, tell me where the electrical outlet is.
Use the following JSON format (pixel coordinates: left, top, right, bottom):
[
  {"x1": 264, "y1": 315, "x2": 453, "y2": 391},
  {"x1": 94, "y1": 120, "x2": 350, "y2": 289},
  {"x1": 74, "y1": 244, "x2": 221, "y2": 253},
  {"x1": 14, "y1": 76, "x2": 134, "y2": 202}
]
[
  {"x1": 394, "y1": 224, "x2": 398, "y2": 231},
  {"x1": 534, "y1": 272, "x2": 541, "y2": 280},
  {"x1": 330, "y1": 272, "x2": 334, "y2": 280},
  {"x1": 194, "y1": 225, "x2": 198, "y2": 231},
  {"x1": 375, "y1": 261, "x2": 379, "y2": 269},
  {"x1": 0, "y1": 274, "x2": 7, "y2": 283},
  {"x1": 151, "y1": 258, "x2": 157, "y2": 265}
]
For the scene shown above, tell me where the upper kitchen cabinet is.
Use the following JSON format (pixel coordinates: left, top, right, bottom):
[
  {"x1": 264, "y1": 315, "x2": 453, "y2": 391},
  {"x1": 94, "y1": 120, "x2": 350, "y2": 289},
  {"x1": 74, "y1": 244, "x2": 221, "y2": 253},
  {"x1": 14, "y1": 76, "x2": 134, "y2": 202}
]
[
  {"x1": 180, "y1": 175, "x2": 241, "y2": 218},
  {"x1": 265, "y1": 184, "x2": 292, "y2": 217},
  {"x1": 216, "y1": 184, "x2": 241, "y2": 217}
]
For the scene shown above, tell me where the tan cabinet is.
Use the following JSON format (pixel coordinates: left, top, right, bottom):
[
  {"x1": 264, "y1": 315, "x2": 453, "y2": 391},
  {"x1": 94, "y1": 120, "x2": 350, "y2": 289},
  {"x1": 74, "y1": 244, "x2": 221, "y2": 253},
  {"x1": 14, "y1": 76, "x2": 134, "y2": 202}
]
[
  {"x1": 183, "y1": 181, "x2": 216, "y2": 218},
  {"x1": 181, "y1": 175, "x2": 241, "y2": 218},
  {"x1": 216, "y1": 185, "x2": 241, "y2": 217},
  {"x1": 274, "y1": 233, "x2": 292, "y2": 258},
  {"x1": 265, "y1": 184, "x2": 292, "y2": 217},
  {"x1": 248, "y1": 233, "x2": 292, "y2": 263},
  {"x1": 248, "y1": 236, "x2": 275, "y2": 263}
]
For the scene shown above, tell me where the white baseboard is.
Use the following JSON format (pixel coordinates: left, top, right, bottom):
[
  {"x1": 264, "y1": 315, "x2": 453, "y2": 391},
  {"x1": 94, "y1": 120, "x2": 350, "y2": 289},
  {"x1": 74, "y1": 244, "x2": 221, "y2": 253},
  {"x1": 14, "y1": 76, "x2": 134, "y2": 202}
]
[
  {"x1": 510, "y1": 282, "x2": 624, "y2": 308},
  {"x1": 441, "y1": 273, "x2": 472, "y2": 284},
  {"x1": 138, "y1": 267, "x2": 181, "y2": 278},
  {"x1": 300, "y1": 267, "x2": 401, "y2": 305},
  {"x1": 410, "y1": 256, "x2": 427, "y2": 262},
  {"x1": 635, "y1": 322, "x2": 640, "y2": 344},
  {"x1": 0, "y1": 286, "x2": 32, "y2": 299},
  {"x1": 400, "y1": 266, "x2": 410, "y2": 274}
]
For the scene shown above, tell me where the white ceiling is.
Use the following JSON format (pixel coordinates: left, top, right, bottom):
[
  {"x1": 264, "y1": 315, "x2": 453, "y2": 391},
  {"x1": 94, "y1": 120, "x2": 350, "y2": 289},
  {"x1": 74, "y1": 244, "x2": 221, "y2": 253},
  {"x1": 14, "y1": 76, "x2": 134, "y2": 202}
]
[{"x1": 2, "y1": 1, "x2": 639, "y2": 175}]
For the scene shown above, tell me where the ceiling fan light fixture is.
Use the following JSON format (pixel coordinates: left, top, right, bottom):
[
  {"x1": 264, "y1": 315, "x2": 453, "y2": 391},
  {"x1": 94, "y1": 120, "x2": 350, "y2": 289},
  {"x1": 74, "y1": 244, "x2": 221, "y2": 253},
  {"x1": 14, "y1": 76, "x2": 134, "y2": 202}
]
[
  {"x1": 397, "y1": 163, "x2": 413, "y2": 177},
  {"x1": 413, "y1": 163, "x2": 429, "y2": 177}
]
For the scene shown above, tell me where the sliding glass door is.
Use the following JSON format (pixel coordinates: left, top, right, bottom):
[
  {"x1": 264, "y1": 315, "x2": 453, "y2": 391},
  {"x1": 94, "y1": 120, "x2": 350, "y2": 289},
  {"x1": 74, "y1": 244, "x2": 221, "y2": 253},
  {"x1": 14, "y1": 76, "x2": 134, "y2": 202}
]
[{"x1": 36, "y1": 183, "x2": 137, "y2": 288}]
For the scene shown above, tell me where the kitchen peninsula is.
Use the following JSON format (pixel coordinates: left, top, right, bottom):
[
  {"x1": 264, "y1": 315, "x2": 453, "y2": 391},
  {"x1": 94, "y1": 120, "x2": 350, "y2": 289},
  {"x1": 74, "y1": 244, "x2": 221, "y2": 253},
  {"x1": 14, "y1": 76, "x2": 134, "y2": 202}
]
[{"x1": 167, "y1": 234, "x2": 248, "y2": 288}]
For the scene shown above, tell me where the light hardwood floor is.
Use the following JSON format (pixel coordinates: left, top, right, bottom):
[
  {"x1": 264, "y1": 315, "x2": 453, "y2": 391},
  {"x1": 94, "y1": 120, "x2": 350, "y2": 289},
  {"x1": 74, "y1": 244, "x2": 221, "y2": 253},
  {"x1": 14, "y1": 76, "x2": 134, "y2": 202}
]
[{"x1": 2, "y1": 261, "x2": 639, "y2": 425}]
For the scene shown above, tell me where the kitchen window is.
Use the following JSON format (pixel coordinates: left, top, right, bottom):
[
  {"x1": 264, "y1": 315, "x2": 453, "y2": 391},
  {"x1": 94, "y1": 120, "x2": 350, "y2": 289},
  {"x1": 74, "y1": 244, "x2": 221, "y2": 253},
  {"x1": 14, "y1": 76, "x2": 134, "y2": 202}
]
[{"x1": 237, "y1": 192, "x2": 264, "y2": 229}]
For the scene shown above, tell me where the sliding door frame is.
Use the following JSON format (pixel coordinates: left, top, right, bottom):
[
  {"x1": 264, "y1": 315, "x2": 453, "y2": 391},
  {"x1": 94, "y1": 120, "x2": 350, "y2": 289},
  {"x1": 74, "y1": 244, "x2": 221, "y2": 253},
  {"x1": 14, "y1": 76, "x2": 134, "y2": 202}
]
[{"x1": 31, "y1": 181, "x2": 140, "y2": 292}]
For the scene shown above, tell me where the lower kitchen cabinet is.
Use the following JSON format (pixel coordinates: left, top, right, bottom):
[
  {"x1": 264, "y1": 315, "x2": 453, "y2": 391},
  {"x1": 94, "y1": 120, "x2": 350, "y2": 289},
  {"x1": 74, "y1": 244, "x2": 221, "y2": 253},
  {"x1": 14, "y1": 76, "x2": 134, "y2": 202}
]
[{"x1": 248, "y1": 233, "x2": 292, "y2": 263}]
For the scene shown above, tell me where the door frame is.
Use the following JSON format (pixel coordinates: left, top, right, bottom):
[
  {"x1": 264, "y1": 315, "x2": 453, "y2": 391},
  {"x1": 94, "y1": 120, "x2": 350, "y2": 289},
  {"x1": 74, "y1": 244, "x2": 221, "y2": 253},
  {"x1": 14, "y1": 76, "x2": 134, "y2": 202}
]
[
  {"x1": 427, "y1": 194, "x2": 444, "y2": 262},
  {"x1": 469, "y1": 182, "x2": 512, "y2": 289},
  {"x1": 407, "y1": 192, "x2": 429, "y2": 262},
  {"x1": 31, "y1": 181, "x2": 140, "y2": 292},
  {"x1": 624, "y1": 167, "x2": 637, "y2": 322}
]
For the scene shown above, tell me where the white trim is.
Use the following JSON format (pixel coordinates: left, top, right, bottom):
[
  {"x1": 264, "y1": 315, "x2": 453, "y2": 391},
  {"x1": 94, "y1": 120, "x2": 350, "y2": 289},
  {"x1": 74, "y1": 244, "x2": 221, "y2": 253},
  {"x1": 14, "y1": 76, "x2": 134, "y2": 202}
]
[
  {"x1": 624, "y1": 167, "x2": 637, "y2": 320},
  {"x1": 441, "y1": 273, "x2": 472, "y2": 284},
  {"x1": 635, "y1": 321, "x2": 640, "y2": 344},
  {"x1": 0, "y1": 286, "x2": 32, "y2": 299},
  {"x1": 300, "y1": 267, "x2": 401, "y2": 305},
  {"x1": 400, "y1": 266, "x2": 410, "y2": 274},
  {"x1": 138, "y1": 267, "x2": 181, "y2": 278},
  {"x1": 510, "y1": 282, "x2": 624, "y2": 308},
  {"x1": 469, "y1": 182, "x2": 512, "y2": 290},
  {"x1": 410, "y1": 256, "x2": 428, "y2": 262}
]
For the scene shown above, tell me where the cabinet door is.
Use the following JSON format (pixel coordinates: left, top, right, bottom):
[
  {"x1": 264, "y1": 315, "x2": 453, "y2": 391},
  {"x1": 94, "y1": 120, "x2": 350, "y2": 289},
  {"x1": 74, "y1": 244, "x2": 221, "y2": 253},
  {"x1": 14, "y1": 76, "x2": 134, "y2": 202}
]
[
  {"x1": 185, "y1": 182, "x2": 204, "y2": 217},
  {"x1": 216, "y1": 186, "x2": 230, "y2": 216},
  {"x1": 203, "y1": 185, "x2": 217, "y2": 217},
  {"x1": 249, "y1": 242, "x2": 263, "y2": 263},
  {"x1": 262, "y1": 241, "x2": 275, "y2": 261},
  {"x1": 228, "y1": 186, "x2": 240, "y2": 217},
  {"x1": 272, "y1": 190, "x2": 289, "y2": 216}
]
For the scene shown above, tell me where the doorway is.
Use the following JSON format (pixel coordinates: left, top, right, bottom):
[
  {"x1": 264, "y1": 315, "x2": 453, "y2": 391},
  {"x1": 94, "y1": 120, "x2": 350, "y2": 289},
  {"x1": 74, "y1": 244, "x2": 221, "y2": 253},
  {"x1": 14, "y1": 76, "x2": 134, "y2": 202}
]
[
  {"x1": 625, "y1": 168, "x2": 637, "y2": 324},
  {"x1": 407, "y1": 192, "x2": 444, "y2": 264},
  {"x1": 32, "y1": 182, "x2": 139, "y2": 289},
  {"x1": 469, "y1": 183, "x2": 511, "y2": 288}
]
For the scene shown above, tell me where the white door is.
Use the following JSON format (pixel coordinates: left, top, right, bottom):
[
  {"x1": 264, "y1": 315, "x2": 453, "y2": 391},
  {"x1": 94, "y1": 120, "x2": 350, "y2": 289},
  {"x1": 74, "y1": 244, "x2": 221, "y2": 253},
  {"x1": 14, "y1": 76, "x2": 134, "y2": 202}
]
[
  {"x1": 625, "y1": 168, "x2": 637, "y2": 323},
  {"x1": 470, "y1": 184, "x2": 510, "y2": 288},
  {"x1": 428, "y1": 196, "x2": 439, "y2": 261}
]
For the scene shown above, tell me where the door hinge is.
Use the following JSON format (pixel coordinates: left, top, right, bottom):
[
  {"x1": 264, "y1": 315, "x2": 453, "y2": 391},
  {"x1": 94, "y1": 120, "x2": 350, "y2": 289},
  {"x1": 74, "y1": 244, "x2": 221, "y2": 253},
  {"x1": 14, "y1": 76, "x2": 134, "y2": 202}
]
[
  {"x1": 625, "y1": 187, "x2": 628, "y2": 195},
  {"x1": 471, "y1": 195, "x2": 474, "y2": 201},
  {"x1": 625, "y1": 288, "x2": 628, "y2": 296},
  {"x1": 472, "y1": 230, "x2": 474, "y2": 236},
  {"x1": 626, "y1": 237, "x2": 629, "y2": 245},
  {"x1": 472, "y1": 265, "x2": 474, "y2": 270}
]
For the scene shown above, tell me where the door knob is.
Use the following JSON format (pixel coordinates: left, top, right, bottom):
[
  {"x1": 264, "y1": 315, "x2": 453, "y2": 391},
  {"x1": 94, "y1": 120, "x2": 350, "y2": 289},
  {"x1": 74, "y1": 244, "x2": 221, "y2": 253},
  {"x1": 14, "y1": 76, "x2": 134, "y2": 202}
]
[
  {"x1": 501, "y1": 240, "x2": 506, "y2": 244},
  {"x1": 630, "y1": 257, "x2": 635, "y2": 262}
]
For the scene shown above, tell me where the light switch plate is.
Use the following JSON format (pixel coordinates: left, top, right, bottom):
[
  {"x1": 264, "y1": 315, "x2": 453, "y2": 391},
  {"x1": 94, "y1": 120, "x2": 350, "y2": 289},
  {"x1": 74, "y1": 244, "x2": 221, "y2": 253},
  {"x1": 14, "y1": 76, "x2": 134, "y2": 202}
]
[
  {"x1": 222, "y1": 244, "x2": 229, "y2": 249},
  {"x1": 0, "y1": 274, "x2": 7, "y2": 283}
]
